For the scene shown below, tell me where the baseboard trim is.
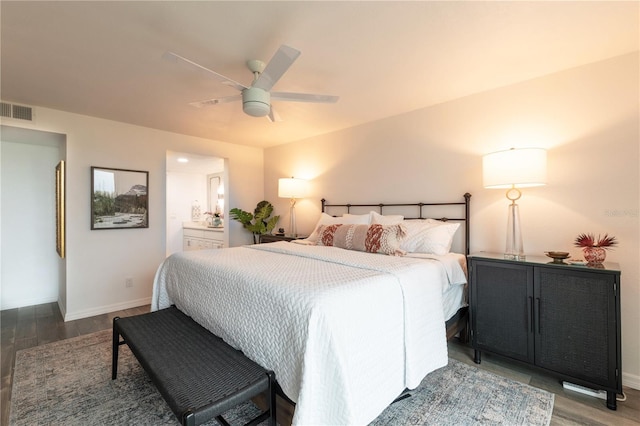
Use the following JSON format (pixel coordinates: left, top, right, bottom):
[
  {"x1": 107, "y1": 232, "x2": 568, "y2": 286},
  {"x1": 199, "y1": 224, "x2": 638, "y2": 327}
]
[
  {"x1": 63, "y1": 297, "x2": 151, "y2": 321},
  {"x1": 623, "y1": 372, "x2": 640, "y2": 391},
  {"x1": 0, "y1": 295, "x2": 58, "y2": 310}
]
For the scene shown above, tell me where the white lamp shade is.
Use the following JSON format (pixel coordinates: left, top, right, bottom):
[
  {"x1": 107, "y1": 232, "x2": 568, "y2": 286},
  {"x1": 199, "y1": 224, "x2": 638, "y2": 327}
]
[
  {"x1": 483, "y1": 148, "x2": 547, "y2": 189},
  {"x1": 278, "y1": 178, "x2": 308, "y2": 199}
]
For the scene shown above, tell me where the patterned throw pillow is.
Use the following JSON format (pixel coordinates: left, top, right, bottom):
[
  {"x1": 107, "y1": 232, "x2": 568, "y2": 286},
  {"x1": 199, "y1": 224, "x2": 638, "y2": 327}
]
[
  {"x1": 306, "y1": 213, "x2": 371, "y2": 243},
  {"x1": 316, "y1": 223, "x2": 407, "y2": 256}
]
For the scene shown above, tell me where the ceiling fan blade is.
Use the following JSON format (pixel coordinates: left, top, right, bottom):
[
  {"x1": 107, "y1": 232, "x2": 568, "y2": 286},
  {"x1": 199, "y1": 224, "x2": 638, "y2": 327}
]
[
  {"x1": 271, "y1": 92, "x2": 339, "y2": 103},
  {"x1": 163, "y1": 51, "x2": 247, "y2": 92},
  {"x1": 188, "y1": 94, "x2": 242, "y2": 108},
  {"x1": 253, "y1": 45, "x2": 301, "y2": 92},
  {"x1": 267, "y1": 105, "x2": 282, "y2": 123}
]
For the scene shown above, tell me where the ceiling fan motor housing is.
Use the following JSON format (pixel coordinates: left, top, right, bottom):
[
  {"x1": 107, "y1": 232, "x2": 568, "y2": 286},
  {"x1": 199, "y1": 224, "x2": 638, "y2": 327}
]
[{"x1": 242, "y1": 87, "x2": 270, "y2": 117}]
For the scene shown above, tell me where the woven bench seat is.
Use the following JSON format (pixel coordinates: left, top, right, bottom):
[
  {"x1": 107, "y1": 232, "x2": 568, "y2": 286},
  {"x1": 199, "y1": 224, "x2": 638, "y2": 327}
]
[{"x1": 112, "y1": 306, "x2": 276, "y2": 426}]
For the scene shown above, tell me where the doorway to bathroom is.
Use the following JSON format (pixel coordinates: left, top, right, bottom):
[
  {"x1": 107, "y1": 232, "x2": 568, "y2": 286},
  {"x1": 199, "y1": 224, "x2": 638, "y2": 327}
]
[{"x1": 165, "y1": 151, "x2": 227, "y2": 256}]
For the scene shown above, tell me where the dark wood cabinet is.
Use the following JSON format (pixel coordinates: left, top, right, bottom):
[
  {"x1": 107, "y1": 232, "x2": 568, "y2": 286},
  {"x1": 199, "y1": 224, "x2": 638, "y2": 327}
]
[{"x1": 469, "y1": 253, "x2": 622, "y2": 409}]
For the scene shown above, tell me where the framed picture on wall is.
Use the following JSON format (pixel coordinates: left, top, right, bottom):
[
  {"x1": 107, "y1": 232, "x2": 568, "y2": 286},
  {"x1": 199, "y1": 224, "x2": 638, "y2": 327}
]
[{"x1": 91, "y1": 166, "x2": 149, "y2": 230}]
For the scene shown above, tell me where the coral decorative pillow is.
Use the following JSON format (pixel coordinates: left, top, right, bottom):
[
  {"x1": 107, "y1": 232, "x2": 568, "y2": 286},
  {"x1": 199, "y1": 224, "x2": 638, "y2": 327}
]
[
  {"x1": 306, "y1": 213, "x2": 370, "y2": 243},
  {"x1": 316, "y1": 223, "x2": 407, "y2": 256}
]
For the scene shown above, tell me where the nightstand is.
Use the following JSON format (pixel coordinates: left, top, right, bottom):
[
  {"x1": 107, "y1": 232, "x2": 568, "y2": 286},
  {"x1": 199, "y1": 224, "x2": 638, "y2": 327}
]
[
  {"x1": 259, "y1": 234, "x2": 307, "y2": 243},
  {"x1": 468, "y1": 252, "x2": 622, "y2": 409}
]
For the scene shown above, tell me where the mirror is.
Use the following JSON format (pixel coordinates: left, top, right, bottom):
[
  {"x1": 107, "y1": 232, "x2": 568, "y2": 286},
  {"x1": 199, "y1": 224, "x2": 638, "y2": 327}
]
[{"x1": 207, "y1": 173, "x2": 224, "y2": 215}]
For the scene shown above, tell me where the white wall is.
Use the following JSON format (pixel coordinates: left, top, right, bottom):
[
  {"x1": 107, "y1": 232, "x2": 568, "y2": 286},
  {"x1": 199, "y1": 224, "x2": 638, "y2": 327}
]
[
  {"x1": 264, "y1": 53, "x2": 640, "y2": 388},
  {"x1": 0, "y1": 107, "x2": 263, "y2": 320},
  {"x1": 1, "y1": 135, "x2": 64, "y2": 309}
]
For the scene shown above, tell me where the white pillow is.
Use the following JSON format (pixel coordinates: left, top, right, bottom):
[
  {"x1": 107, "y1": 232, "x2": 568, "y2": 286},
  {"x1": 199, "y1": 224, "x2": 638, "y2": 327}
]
[
  {"x1": 370, "y1": 211, "x2": 404, "y2": 225},
  {"x1": 343, "y1": 212, "x2": 373, "y2": 222},
  {"x1": 306, "y1": 213, "x2": 370, "y2": 243},
  {"x1": 400, "y1": 220, "x2": 460, "y2": 255}
]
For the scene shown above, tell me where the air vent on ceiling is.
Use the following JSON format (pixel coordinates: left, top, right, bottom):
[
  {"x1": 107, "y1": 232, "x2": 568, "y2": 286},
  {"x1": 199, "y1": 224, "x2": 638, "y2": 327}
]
[{"x1": 0, "y1": 102, "x2": 34, "y2": 122}]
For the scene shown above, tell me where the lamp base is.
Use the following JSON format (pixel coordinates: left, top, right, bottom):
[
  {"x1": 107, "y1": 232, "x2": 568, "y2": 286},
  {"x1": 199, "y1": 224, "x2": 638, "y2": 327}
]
[
  {"x1": 505, "y1": 202, "x2": 525, "y2": 261},
  {"x1": 289, "y1": 198, "x2": 297, "y2": 238},
  {"x1": 504, "y1": 253, "x2": 526, "y2": 261}
]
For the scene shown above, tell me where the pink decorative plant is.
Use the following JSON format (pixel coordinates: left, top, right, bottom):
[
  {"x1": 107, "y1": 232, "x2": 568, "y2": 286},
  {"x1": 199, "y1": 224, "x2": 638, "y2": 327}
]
[
  {"x1": 574, "y1": 233, "x2": 618, "y2": 250},
  {"x1": 574, "y1": 233, "x2": 617, "y2": 264}
]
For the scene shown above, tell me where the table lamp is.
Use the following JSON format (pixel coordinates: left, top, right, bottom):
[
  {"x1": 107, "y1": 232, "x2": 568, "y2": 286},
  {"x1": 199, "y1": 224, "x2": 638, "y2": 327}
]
[
  {"x1": 483, "y1": 148, "x2": 547, "y2": 260},
  {"x1": 278, "y1": 177, "x2": 308, "y2": 237}
]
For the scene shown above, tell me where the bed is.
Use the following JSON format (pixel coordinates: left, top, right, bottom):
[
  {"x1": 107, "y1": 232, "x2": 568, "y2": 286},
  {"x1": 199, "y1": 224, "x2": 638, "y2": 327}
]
[{"x1": 152, "y1": 193, "x2": 471, "y2": 425}]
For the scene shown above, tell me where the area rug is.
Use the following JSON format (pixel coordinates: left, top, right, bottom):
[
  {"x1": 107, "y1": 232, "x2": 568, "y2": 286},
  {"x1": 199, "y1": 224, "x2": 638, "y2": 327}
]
[{"x1": 9, "y1": 330, "x2": 554, "y2": 425}]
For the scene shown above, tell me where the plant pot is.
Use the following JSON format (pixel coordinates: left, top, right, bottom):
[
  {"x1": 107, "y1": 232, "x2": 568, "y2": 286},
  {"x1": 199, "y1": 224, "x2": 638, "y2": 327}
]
[{"x1": 583, "y1": 247, "x2": 606, "y2": 264}]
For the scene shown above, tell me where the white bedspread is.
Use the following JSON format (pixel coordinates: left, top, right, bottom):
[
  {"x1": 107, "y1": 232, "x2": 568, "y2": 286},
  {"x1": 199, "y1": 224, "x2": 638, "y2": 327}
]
[{"x1": 152, "y1": 242, "x2": 464, "y2": 425}]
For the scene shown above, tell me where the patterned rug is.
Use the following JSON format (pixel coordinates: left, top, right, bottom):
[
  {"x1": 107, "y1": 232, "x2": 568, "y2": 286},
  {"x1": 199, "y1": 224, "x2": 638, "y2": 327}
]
[{"x1": 9, "y1": 330, "x2": 554, "y2": 425}]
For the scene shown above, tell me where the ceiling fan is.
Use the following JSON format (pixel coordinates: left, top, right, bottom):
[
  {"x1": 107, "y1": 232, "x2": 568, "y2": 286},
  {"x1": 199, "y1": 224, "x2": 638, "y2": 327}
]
[{"x1": 163, "y1": 45, "x2": 339, "y2": 122}]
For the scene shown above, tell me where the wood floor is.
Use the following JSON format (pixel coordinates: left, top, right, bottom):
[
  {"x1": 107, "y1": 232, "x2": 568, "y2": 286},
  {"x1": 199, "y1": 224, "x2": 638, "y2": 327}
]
[{"x1": 2, "y1": 302, "x2": 639, "y2": 425}]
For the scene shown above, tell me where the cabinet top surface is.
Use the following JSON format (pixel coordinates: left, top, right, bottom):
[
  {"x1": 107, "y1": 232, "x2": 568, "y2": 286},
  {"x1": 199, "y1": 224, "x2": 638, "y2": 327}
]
[
  {"x1": 469, "y1": 252, "x2": 620, "y2": 273},
  {"x1": 183, "y1": 222, "x2": 224, "y2": 232}
]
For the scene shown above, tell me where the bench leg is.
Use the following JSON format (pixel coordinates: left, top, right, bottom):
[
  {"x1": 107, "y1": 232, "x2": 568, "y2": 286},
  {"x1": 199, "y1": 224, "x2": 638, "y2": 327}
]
[
  {"x1": 112, "y1": 317, "x2": 120, "y2": 380},
  {"x1": 268, "y1": 371, "x2": 276, "y2": 426},
  {"x1": 183, "y1": 410, "x2": 196, "y2": 426}
]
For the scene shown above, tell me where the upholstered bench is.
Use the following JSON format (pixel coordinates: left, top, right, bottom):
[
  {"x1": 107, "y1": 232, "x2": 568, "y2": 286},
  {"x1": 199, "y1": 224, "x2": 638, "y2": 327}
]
[{"x1": 112, "y1": 306, "x2": 276, "y2": 426}]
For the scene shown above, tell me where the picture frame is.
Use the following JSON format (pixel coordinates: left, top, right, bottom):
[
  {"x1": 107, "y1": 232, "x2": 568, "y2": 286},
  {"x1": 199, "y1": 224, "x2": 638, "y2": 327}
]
[
  {"x1": 91, "y1": 166, "x2": 149, "y2": 230},
  {"x1": 56, "y1": 161, "x2": 65, "y2": 258}
]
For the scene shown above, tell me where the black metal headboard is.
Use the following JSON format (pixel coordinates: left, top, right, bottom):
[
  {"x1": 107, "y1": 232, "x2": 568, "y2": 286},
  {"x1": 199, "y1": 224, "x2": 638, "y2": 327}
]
[{"x1": 321, "y1": 193, "x2": 471, "y2": 255}]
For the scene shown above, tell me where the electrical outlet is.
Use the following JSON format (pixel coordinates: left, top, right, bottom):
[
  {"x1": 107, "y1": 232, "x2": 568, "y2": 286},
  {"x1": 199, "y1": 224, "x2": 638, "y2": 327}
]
[{"x1": 125, "y1": 277, "x2": 133, "y2": 288}]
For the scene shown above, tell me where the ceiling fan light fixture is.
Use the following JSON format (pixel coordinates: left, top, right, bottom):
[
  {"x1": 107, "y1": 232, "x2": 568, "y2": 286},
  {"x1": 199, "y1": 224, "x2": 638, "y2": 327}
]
[
  {"x1": 242, "y1": 87, "x2": 270, "y2": 117},
  {"x1": 167, "y1": 45, "x2": 338, "y2": 120}
]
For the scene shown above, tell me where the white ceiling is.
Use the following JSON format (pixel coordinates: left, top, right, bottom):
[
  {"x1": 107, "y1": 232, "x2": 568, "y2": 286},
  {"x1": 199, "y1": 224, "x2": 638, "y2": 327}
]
[
  {"x1": 166, "y1": 150, "x2": 224, "y2": 174},
  {"x1": 1, "y1": 1, "x2": 637, "y2": 149}
]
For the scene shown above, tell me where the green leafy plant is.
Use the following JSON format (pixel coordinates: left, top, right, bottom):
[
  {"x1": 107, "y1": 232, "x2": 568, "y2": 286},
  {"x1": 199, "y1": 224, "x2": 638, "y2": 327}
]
[
  {"x1": 574, "y1": 233, "x2": 618, "y2": 250},
  {"x1": 230, "y1": 200, "x2": 280, "y2": 243}
]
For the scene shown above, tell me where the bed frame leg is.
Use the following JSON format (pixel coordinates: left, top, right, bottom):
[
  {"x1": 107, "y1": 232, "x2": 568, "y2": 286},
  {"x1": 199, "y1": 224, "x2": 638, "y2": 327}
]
[{"x1": 458, "y1": 325, "x2": 470, "y2": 344}]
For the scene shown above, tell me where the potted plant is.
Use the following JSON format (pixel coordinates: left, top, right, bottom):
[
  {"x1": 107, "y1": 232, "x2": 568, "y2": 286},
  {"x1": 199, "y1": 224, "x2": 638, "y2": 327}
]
[
  {"x1": 203, "y1": 211, "x2": 223, "y2": 227},
  {"x1": 574, "y1": 233, "x2": 617, "y2": 264},
  {"x1": 230, "y1": 200, "x2": 280, "y2": 244}
]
